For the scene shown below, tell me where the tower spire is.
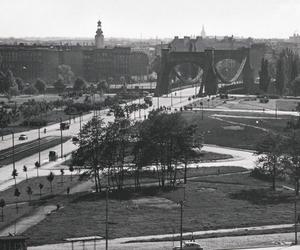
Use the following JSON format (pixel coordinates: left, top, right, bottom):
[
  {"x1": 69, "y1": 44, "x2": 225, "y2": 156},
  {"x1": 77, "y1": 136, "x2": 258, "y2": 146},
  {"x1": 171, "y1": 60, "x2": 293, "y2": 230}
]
[
  {"x1": 201, "y1": 25, "x2": 206, "y2": 38},
  {"x1": 95, "y1": 19, "x2": 104, "y2": 48}
]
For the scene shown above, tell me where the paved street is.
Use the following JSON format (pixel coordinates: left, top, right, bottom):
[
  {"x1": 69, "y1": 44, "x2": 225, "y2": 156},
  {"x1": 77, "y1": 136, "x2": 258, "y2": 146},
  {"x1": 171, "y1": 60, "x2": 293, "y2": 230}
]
[{"x1": 27, "y1": 232, "x2": 297, "y2": 250}]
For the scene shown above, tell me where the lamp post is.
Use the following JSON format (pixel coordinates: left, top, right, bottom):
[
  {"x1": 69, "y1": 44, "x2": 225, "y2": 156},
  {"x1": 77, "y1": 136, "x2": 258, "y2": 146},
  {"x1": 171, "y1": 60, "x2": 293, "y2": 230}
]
[
  {"x1": 105, "y1": 185, "x2": 109, "y2": 250},
  {"x1": 12, "y1": 131, "x2": 15, "y2": 172},
  {"x1": 295, "y1": 188, "x2": 299, "y2": 245},
  {"x1": 60, "y1": 118, "x2": 63, "y2": 158},
  {"x1": 38, "y1": 127, "x2": 41, "y2": 167}
]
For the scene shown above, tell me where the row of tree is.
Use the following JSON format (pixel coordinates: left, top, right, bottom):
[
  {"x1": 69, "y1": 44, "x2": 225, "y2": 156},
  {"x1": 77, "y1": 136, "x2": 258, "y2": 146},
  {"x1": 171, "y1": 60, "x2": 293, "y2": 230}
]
[
  {"x1": 259, "y1": 49, "x2": 300, "y2": 95},
  {"x1": 72, "y1": 111, "x2": 199, "y2": 192},
  {"x1": 255, "y1": 131, "x2": 300, "y2": 193}
]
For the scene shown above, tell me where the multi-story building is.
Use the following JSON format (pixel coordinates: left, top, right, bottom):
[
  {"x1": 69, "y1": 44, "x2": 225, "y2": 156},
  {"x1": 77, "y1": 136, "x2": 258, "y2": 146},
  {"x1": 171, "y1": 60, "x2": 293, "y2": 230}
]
[{"x1": 0, "y1": 20, "x2": 148, "y2": 85}]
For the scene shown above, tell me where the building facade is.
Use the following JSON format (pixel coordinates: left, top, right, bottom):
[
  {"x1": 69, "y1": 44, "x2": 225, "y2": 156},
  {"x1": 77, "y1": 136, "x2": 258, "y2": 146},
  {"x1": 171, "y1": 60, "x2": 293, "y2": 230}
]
[{"x1": 0, "y1": 20, "x2": 148, "y2": 85}]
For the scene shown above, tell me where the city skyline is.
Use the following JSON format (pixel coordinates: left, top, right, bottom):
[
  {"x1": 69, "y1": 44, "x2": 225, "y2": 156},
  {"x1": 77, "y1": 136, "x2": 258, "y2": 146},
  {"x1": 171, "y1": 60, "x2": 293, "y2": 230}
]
[{"x1": 0, "y1": 0, "x2": 299, "y2": 39}]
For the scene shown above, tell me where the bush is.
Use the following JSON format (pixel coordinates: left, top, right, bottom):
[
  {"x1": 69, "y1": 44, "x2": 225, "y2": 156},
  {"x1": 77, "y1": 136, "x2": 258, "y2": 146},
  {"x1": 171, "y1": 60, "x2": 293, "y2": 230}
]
[
  {"x1": 22, "y1": 118, "x2": 47, "y2": 127},
  {"x1": 250, "y1": 167, "x2": 272, "y2": 182}
]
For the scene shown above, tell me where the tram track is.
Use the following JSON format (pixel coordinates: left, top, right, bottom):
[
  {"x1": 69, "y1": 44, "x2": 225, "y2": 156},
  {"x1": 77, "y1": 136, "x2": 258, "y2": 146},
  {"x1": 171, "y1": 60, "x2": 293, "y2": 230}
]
[{"x1": 0, "y1": 136, "x2": 71, "y2": 166}]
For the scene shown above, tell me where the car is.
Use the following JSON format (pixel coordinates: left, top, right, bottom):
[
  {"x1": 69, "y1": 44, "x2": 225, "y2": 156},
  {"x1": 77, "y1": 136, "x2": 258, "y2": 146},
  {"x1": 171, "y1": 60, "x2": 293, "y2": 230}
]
[
  {"x1": 19, "y1": 134, "x2": 28, "y2": 140},
  {"x1": 72, "y1": 136, "x2": 79, "y2": 142},
  {"x1": 173, "y1": 241, "x2": 203, "y2": 250},
  {"x1": 60, "y1": 122, "x2": 70, "y2": 130},
  {"x1": 49, "y1": 150, "x2": 58, "y2": 161}
]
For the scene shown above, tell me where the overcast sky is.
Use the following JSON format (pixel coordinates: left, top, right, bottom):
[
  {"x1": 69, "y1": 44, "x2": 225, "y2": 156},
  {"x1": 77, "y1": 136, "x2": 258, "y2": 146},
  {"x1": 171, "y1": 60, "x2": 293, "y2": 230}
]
[{"x1": 0, "y1": 0, "x2": 299, "y2": 39}]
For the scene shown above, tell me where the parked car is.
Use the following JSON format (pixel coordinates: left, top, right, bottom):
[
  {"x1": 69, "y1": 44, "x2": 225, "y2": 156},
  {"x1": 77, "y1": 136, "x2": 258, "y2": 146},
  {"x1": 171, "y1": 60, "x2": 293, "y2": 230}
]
[
  {"x1": 19, "y1": 134, "x2": 28, "y2": 140},
  {"x1": 60, "y1": 122, "x2": 70, "y2": 130},
  {"x1": 49, "y1": 150, "x2": 58, "y2": 161},
  {"x1": 173, "y1": 241, "x2": 203, "y2": 250},
  {"x1": 72, "y1": 136, "x2": 79, "y2": 142}
]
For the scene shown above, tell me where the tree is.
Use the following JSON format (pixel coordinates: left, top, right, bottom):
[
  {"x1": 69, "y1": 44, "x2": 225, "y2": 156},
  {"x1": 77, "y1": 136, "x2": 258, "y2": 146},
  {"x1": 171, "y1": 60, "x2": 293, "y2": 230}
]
[
  {"x1": 12, "y1": 169, "x2": 18, "y2": 187},
  {"x1": 73, "y1": 77, "x2": 87, "y2": 91},
  {"x1": 0, "y1": 71, "x2": 10, "y2": 94},
  {"x1": 97, "y1": 80, "x2": 108, "y2": 95},
  {"x1": 281, "y1": 132, "x2": 300, "y2": 195},
  {"x1": 47, "y1": 172, "x2": 55, "y2": 193},
  {"x1": 35, "y1": 78, "x2": 46, "y2": 94},
  {"x1": 35, "y1": 161, "x2": 41, "y2": 177},
  {"x1": 72, "y1": 116, "x2": 107, "y2": 192},
  {"x1": 53, "y1": 77, "x2": 66, "y2": 93},
  {"x1": 0, "y1": 107, "x2": 11, "y2": 140},
  {"x1": 23, "y1": 165, "x2": 28, "y2": 181},
  {"x1": 23, "y1": 84, "x2": 39, "y2": 95},
  {"x1": 259, "y1": 58, "x2": 271, "y2": 92},
  {"x1": 58, "y1": 64, "x2": 74, "y2": 86},
  {"x1": 14, "y1": 188, "x2": 21, "y2": 214},
  {"x1": 15, "y1": 77, "x2": 25, "y2": 93},
  {"x1": 60, "y1": 169, "x2": 65, "y2": 186},
  {"x1": 0, "y1": 199, "x2": 5, "y2": 221},
  {"x1": 255, "y1": 133, "x2": 284, "y2": 190},
  {"x1": 7, "y1": 70, "x2": 19, "y2": 97},
  {"x1": 26, "y1": 186, "x2": 33, "y2": 201},
  {"x1": 38, "y1": 183, "x2": 44, "y2": 198},
  {"x1": 290, "y1": 76, "x2": 300, "y2": 96},
  {"x1": 69, "y1": 166, "x2": 74, "y2": 181}
]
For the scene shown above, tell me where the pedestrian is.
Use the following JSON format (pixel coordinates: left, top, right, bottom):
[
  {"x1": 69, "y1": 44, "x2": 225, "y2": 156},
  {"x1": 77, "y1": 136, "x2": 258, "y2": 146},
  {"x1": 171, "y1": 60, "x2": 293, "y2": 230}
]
[
  {"x1": 67, "y1": 187, "x2": 70, "y2": 195},
  {"x1": 44, "y1": 128, "x2": 47, "y2": 134}
]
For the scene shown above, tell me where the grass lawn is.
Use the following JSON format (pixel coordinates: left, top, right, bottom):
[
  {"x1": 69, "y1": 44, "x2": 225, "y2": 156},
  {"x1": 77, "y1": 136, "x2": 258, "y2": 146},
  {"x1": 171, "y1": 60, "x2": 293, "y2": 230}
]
[
  {"x1": 1, "y1": 109, "x2": 89, "y2": 137},
  {"x1": 181, "y1": 111, "x2": 293, "y2": 150},
  {"x1": 0, "y1": 173, "x2": 86, "y2": 232},
  {"x1": 22, "y1": 168, "x2": 295, "y2": 246}
]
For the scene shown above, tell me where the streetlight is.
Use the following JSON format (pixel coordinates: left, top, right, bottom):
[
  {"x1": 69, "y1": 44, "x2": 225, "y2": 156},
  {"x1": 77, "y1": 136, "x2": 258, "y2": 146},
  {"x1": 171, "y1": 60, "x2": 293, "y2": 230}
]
[
  {"x1": 38, "y1": 127, "x2": 41, "y2": 168},
  {"x1": 105, "y1": 185, "x2": 109, "y2": 250},
  {"x1": 200, "y1": 102, "x2": 204, "y2": 120},
  {"x1": 60, "y1": 118, "x2": 63, "y2": 158}
]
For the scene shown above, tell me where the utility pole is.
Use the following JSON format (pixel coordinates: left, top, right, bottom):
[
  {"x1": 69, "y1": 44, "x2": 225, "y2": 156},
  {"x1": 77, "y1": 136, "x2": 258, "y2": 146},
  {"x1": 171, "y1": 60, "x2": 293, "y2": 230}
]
[
  {"x1": 60, "y1": 118, "x2": 63, "y2": 158},
  {"x1": 106, "y1": 185, "x2": 109, "y2": 250},
  {"x1": 79, "y1": 112, "x2": 82, "y2": 131},
  {"x1": 38, "y1": 127, "x2": 41, "y2": 167},
  {"x1": 12, "y1": 131, "x2": 15, "y2": 172},
  {"x1": 179, "y1": 200, "x2": 183, "y2": 250},
  {"x1": 139, "y1": 89, "x2": 141, "y2": 119},
  {"x1": 295, "y1": 192, "x2": 298, "y2": 245}
]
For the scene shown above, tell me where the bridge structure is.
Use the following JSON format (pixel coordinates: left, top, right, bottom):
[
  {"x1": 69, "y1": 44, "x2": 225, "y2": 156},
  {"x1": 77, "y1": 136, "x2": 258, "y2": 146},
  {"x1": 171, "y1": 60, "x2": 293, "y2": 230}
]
[{"x1": 155, "y1": 47, "x2": 255, "y2": 96}]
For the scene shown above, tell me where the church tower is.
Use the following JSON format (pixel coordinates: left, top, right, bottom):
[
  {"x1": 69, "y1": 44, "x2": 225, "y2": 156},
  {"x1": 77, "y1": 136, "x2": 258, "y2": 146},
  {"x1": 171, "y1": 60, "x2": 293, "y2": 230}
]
[
  {"x1": 95, "y1": 20, "x2": 104, "y2": 49},
  {"x1": 201, "y1": 25, "x2": 206, "y2": 38}
]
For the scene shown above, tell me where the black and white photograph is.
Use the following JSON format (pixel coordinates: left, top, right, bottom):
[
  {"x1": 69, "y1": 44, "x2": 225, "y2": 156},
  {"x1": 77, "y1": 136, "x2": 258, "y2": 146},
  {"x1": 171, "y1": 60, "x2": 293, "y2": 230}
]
[{"x1": 0, "y1": 0, "x2": 300, "y2": 249}]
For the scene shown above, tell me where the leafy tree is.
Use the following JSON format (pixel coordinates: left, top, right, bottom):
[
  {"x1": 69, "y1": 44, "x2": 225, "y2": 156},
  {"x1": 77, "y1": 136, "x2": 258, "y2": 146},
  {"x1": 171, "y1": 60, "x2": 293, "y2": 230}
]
[
  {"x1": 259, "y1": 58, "x2": 271, "y2": 92},
  {"x1": 38, "y1": 183, "x2": 44, "y2": 198},
  {"x1": 47, "y1": 172, "x2": 55, "y2": 193},
  {"x1": 0, "y1": 199, "x2": 5, "y2": 221},
  {"x1": 281, "y1": 132, "x2": 300, "y2": 195},
  {"x1": 23, "y1": 165, "x2": 28, "y2": 181},
  {"x1": 26, "y1": 186, "x2": 33, "y2": 201},
  {"x1": 53, "y1": 77, "x2": 66, "y2": 93},
  {"x1": 255, "y1": 133, "x2": 284, "y2": 190},
  {"x1": 23, "y1": 84, "x2": 39, "y2": 95},
  {"x1": 35, "y1": 161, "x2": 41, "y2": 177},
  {"x1": 60, "y1": 169, "x2": 65, "y2": 185},
  {"x1": 290, "y1": 76, "x2": 300, "y2": 96},
  {"x1": 97, "y1": 80, "x2": 108, "y2": 94},
  {"x1": 0, "y1": 108, "x2": 11, "y2": 140},
  {"x1": 73, "y1": 77, "x2": 87, "y2": 91},
  {"x1": 15, "y1": 77, "x2": 25, "y2": 93},
  {"x1": 72, "y1": 116, "x2": 106, "y2": 192},
  {"x1": 58, "y1": 64, "x2": 74, "y2": 86},
  {"x1": 12, "y1": 169, "x2": 18, "y2": 187},
  {"x1": 35, "y1": 78, "x2": 46, "y2": 94},
  {"x1": 69, "y1": 166, "x2": 74, "y2": 181}
]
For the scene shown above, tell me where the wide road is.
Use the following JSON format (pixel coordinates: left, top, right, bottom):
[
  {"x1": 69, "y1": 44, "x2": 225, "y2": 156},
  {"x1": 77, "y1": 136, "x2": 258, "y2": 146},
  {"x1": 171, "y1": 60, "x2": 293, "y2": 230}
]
[
  {"x1": 0, "y1": 87, "x2": 264, "y2": 191},
  {"x1": 28, "y1": 232, "x2": 296, "y2": 250}
]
